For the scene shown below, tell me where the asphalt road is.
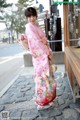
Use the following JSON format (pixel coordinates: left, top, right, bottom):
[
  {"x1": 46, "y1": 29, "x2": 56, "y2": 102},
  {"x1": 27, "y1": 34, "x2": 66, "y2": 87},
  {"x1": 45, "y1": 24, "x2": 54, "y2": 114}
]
[{"x1": 0, "y1": 42, "x2": 26, "y2": 97}]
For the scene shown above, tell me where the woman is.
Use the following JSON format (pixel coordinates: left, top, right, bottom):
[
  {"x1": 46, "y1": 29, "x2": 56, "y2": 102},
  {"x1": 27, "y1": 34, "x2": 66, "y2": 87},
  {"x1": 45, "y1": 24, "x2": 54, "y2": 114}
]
[{"x1": 20, "y1": 7, "x2": 57, "y2": 110}]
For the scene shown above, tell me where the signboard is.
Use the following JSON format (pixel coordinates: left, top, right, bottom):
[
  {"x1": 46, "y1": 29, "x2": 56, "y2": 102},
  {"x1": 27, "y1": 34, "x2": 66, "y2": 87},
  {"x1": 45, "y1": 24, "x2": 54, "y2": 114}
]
[{"x1": 53, "y1": 0, "x2": 80, "y2": 4}]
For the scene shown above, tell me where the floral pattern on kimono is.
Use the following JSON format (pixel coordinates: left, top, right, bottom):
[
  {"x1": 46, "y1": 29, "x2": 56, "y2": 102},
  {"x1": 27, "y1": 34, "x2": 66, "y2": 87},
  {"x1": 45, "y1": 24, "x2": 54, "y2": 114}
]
[{"x1": 25, "y1": 23, "x2": 56, "y2": 106}]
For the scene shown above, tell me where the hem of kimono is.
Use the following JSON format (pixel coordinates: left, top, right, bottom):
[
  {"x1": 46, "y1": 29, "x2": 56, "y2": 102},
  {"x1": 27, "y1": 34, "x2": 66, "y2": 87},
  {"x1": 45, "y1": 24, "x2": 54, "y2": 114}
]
[{"x1": 35, "y1": 87, "x2": 56, "y2": 106}]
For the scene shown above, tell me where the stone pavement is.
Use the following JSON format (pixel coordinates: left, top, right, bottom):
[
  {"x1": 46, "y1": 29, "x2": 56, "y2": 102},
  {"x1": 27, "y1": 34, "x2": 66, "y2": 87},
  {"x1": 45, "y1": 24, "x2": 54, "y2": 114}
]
[{"x1": 0, "y1": 65, "x2": 80, "y2": 120}]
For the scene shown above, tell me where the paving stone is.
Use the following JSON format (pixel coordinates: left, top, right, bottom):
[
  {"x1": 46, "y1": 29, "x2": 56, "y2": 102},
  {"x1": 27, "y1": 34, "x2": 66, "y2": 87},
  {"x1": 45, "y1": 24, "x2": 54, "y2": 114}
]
[
  {"x1": 15, "y1": 97, "x2": 27, "y2": 103},
  {"x1": 50, "y1": 108, "x2": 62, "y2": 117},
  {"x1": 55, "y1": 114, "x2": 63, "y2": 120},
  {"x1": 57, "y1": 96, "x2": 65, "y2": 105},
  {"x1": 61, "y1": 85, "x2": 65, "y2": 91},
  {"x1": 35, "y1": 116, "x2": 56, "y2": 120},
  {"x1": 39, "y1": 107, "x2": 62, "y2": 117},
  {"x1": 56, "y1": 88, "x2": 63, "y2": 96},
  {"x1": 38, "y1": 108, "x2": 52, "y2": 118},
  {"x1": 68, "y1": 95, "x2": 73, "y2": 100},
  {"x1": 69, "y1": 100, "x2": 80, "y2": 115},
  {"x1": 20, "y1": 87, "x2": 31, "y2": 92},
  {"x1": 0, "y1": 106, "x2": 5, "y2": 112},
  {"x1": 0, "y1": 72, "x2": 79, "y2": 120},
  {"x1": 64, "y1": 87, "x2": 71, "y2": 93},
  {"x1": 9, "y1": 109, "x2": 22, "y2": 120},
  {"x1": 63, "y1": 108, "x2": 79, "y2": 120},
  {"x1": 69, "y1": 103, "x2": 77, "y2": 109},
  {"x1": 0, "y1": 97, "x2": 15, "y2": 105},
  {"x1": 60, "y1": 104, "x2": 69, "y2": 111},
  {"x1": 15, "y1": 92, "x2": 26, "y2": 98},
  {"x1": 57, "y1": 79, "x2": 63, "y2": 84},
  {"x1": 62, "y1": 92, "x2": 68, "y2": 99},
  {"x1": 22, "y1": 109, "x2": 39, "y2": 120},
  {"x1": 65, "y1": 99, "x2": 73, "y2": 106}
]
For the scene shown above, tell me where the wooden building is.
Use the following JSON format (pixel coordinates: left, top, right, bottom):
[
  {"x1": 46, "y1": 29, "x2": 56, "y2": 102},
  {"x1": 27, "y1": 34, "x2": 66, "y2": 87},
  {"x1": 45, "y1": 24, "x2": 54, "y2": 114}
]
[{"x1": 51, "y1": 0, "x2": 80, "y2": 102}]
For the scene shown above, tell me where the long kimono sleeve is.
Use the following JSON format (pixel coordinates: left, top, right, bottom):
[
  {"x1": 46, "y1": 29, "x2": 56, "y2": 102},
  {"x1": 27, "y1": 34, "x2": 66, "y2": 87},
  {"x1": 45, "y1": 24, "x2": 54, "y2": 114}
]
[{"x1": 25, "y1": 24, "x2": 50, "y2": 58}]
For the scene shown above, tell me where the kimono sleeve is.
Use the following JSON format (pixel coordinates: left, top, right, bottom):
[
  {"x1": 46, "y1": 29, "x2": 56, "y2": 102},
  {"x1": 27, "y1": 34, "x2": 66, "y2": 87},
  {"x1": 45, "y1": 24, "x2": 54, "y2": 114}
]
[
  {"x1": 25, "y1": 24, "x2": 50, "y2": 58},
  {"x1": 25, "y1": 24, "x2": 42, "y2": 57}
]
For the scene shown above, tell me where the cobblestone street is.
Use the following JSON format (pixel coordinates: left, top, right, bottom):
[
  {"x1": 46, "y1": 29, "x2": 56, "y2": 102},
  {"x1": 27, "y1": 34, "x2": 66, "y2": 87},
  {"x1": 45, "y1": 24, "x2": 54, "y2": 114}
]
[{"x1": 0, "y1": 67, "x2": 80, "y2": 120}]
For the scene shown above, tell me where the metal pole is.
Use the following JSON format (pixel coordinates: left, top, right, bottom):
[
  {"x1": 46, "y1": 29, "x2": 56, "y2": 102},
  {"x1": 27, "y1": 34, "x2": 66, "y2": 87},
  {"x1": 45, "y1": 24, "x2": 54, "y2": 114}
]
[
  {"x1": 49, "y1": 0, "x2": 53, "y2": 49},
  {"x1": 49, "y1": 0, "x2": 52, "y2": 16}
]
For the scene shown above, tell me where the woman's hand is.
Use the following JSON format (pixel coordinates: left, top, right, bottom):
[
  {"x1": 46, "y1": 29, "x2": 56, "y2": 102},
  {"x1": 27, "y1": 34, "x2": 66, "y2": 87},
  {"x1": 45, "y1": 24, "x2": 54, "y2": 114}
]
[
  {"x1": 40, "y1": 37, "x2": 48, "y2": 46},
  {"x1": 48, "y1": 50, "x2": 53, "y2": 60},
  {"x1": 18, "y1": 34, "x2": 29, "y2": 51}
]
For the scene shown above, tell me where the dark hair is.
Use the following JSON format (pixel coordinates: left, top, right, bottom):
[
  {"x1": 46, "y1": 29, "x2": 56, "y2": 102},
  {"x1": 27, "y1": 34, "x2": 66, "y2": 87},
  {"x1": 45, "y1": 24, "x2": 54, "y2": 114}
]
[{"x1": 25, "y1": 7, "x2": 37, "y2": 18}]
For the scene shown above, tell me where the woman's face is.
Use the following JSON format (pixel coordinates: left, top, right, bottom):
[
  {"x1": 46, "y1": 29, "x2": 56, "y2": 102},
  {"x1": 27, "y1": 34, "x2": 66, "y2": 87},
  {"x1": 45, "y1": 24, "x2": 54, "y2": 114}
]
[{"x1": 27, "y1": 16, "x2": 37, "y2": 23}]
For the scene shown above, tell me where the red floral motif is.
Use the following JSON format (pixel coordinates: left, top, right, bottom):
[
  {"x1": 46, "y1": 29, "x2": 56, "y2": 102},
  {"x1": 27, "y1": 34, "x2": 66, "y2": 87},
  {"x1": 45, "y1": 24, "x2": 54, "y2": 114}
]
[{"x1": 37, "y1": 89, "x2": 43, "y2": 95}]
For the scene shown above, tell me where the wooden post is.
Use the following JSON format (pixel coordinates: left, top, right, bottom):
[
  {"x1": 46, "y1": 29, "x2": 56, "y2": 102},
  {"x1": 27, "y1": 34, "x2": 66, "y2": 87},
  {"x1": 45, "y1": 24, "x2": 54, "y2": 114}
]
[
  {"x1": 63, "y1": 5, "x2": 70, "y2": 47},
  {"x1": 63, "y1": 4, "x2": 70, "y2": 71}
]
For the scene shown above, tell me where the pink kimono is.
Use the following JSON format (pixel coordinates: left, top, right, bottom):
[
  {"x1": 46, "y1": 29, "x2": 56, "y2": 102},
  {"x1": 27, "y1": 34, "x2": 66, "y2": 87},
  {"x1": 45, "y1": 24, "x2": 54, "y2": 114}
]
[{"x1": 20, "y1": 23, "x2": 56, "y2": 106}]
